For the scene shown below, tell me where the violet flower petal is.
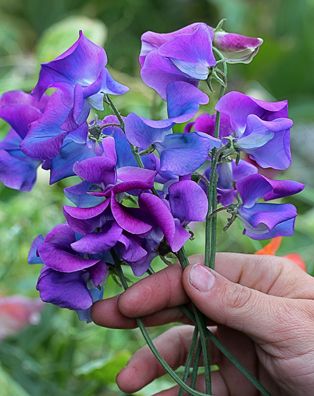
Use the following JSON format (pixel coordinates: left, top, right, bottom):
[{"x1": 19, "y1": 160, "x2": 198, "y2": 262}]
[
  {"x1": 239, "y1": 203, "x2": 297, "y2": 240},
  {"x1": 0, "y1": 149, "x2": 38, "y2": 191},
  {"x1": 159, "y1": 23, "x2": 216, "y2": 80},
  {"x1": 216, "y1": 91, "x2": 288, "y2": 133},
  {"x1": 139, "y1": 193, "x2": 177, "y2": 249},
  {"x1": 264, "y1": 179, "x2": 304, "y2": 201},
  {"x1": 111, "y1": 193, "x2": 152, "y2": 235},
  {"x1": 21, "y1": 89, "x2": 75, "y2": 160},
  {"x1": 118, "y1": 234, "x2": 147, "y2": 263},
  {"x1": 33, "y1": 31, "x2": 107, "y2": 97},
  {"x1": 74, "y1": 156, "x2": 116, "y2": 185},
  {"x1": 38, "y1": 224, "x2": 100, "y2": 272},
  {"x1": 237, "y1": 174, "x2": 273, "y2": 208},
  {"x1": 141, "y1": 51, "x2": 198, "y2": 99},
  {"x1": 158, "y1": 132, "x2": 221, "y2": 176},
  {"x1": 169, "y1": 180, "x2": 208, "y2": 222},
  {"x1": 28, "y1": 235, "x2": 44, "y2": 264},
  {"x1": 89, "y1": 261, "x2": 108, "y2": 287},
  {"x1": 71, "y1": 223, "x2": 123, "y2": 254},
  {"x1": 37, "y1": 267, "x2": 93, "y2": 310}
]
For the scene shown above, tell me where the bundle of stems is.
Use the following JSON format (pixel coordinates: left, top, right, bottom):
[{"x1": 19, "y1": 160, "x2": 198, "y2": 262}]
[{"x1": 107, "y1": 54, "x2": 271, "y2": 394}]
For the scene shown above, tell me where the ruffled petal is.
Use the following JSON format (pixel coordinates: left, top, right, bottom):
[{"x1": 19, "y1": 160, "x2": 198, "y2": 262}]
[
  {"x1": 170, "y1": 220, "x2": 190, "y2": 252},
  {"x1": 0, "y1": 149, "x2": 38, "y2": 191},
  {"x1": 64, "y1": 181, "x2": 104, "y2": 207},
  {"x1": 118, "y1": 234, "x2": 147, "y2": 262},
  {"x1": 73, "y1": 156, "x2": 116, "y2": 185},
  {"x1": 158, "y1": 132, "x2": 221, "y2": 176},
  {"x1": 168, "y1": 180, "x2": 208, "y2": 222},
  {"x1": 33, "y1": 31, "x2": 107, "y2": 97},
  {"x1": 216, "y1": 91, "x2": 288, "y2": 133},
  {"x1": 239, "y1": 203, "x2": 297, "y2": 240},
  {"x1": 166, "y1": 81, "x2": 209, "y2": 122},
  {"x1": 159, "y1": 23, "x2": 215, "y2": 80},
  {"x1": 37, "y1": 267, "x2": 93, "y2": 310},
  {"x1": 38, "y1": 224, "x2": 99, "y2": 272},
  {"x1": 141, "y1": 51, "x2": 197, "y2": 99},
  {"x1": 139, "y1": 193, "x2": 176, "y2": 249},
  {"x1": 231, "y1": 160, "x2": 258, "y2": 181},
  {"x1": 237, "y1": 174, "x2": 273, "y2": 208},
  {"x1": 89, "y1": 261, "x2": 108, "y2": 287},
  {"x1": 21, "y1": 89, "x2": 75, "y2": 160},
  {"x1": 125, "y1": 113, "x2": 172, "y2": 149},
  {"x1": 263, "y1": 179, "x2": 304, "y2": 201},
  {"x1": 111, "y1": 193, "x2": 152, "y2": 235},
  {"x1": 71, "y1": 223, "x2": 123, "y2": 254}
]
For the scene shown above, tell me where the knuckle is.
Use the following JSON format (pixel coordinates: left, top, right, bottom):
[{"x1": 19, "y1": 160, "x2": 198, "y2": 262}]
[{"x1": 222, "y1": 284, "x2": 254, "y2": 312}]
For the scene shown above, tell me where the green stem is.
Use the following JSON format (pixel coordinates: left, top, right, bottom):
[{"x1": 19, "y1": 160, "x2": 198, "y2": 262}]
[
  {"x1": 177, "y1": 248, "x2": 212, "y2": 394},
  {"x1": 204, "y1": 48, "x2": 228, "y2": 270},
  {"x1": 114, "y1": 260, "x2": 212, "y2": 396},
  {"x1": 105, "y1": 95, "x2": 125, "y2": 129},
  {"x1": 178, "y1": 326, "x2": 199, "y2": 396},
  {"x1": 191, "y1": 337, "x2": 202, "y2": 391},
  {"x1": 191, "y1": 306, "x2": 212, "y2": 394},
  {"x1": 205, "y1": 150, "x2": 219, "y2": 268}
]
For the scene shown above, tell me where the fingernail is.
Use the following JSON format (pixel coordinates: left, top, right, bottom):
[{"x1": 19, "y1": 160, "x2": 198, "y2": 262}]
[{"x1": 189, "y1": 264, "x2": 215, "y2": 292}]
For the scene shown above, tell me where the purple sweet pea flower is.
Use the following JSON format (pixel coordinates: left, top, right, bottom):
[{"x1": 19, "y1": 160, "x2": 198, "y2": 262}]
[
  {"x1": 36, "y1": 264, "x2": 108, "y2": 312},
  {"x1": 236, "y1": 173, "x2": 303, "y2": 239},
  {"x1": 34, "y1": 223, "x2": 109, "y2": 311},
  {"x1": 125, "y1": 82, "x2": 209, "y2": 149},
  {"x1": 139, "y1": 192, "x2": 190, "y2": 252},
  {"x1": 38, "y1": 224, "x2": 101, "y2": 272},
  {"x1": 33, "y1": 31, "x2": 128, "y2": 124},
  {"x1": 140, "y1": 23, "x2": 216, "y2": 99},
  {"x1": 216, "y1": 91, "x2": 292, "y2": 170},
  {"x1": 37, "y1": 268, "x2": 94, "y2": 310},
  {"x1": 0, "y1": 88, "x2": 89, "y2": 163},
  {"x1": 63, "y1": 138, "x2": 157, "y2": 236},
  {"x1": 214, "y1": 30, "x2": 263, "y2": 64}
]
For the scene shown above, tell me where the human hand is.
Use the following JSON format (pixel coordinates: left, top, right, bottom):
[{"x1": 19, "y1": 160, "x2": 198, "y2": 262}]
[{"x1": 92, "y1": 254, "x2": 314, "y2": 395}]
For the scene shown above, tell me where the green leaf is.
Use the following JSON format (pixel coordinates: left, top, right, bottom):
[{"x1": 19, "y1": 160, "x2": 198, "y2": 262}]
[
  {"x1": 36, "y1": 16, "x2": 107, "y2": 63},
  {"x1": 0, "y1": 364, "x2": 31, "y2": 396},
  {"x1": 75, "y1": 351, "x2": 130, "y2": 385}
]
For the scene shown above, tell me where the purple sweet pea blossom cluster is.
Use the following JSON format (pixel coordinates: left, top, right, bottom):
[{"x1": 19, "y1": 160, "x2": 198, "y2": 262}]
[{"x1": 0, "y1": 22, "x2": 303, "y2": 320}]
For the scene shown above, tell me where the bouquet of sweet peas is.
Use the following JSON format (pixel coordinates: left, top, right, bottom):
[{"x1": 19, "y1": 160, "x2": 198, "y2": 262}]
[{"x1": 0, "y1": 20, "x2": 304, "y2": 395}]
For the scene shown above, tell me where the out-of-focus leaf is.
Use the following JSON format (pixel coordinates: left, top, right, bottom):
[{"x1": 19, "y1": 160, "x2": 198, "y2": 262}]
[
  {"x1": 75, "y1": 351, "x2": 130, "y2": 384},
  {"x1": 0, "y1": 364, "x2": 31, "y2": 396},
  {"x1": 36, "y1": 16, "x2": 107, "y2": 63}
]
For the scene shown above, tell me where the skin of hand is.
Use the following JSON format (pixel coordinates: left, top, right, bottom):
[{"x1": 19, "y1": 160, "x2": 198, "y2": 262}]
[{"x1": 92, "y1": 253, "x2": 314, "y2": 396}]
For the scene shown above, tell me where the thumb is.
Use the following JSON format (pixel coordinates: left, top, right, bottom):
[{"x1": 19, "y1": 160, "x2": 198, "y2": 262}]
[{"x1": 183, "y1": 263, "x2": 299, "y2": 343}]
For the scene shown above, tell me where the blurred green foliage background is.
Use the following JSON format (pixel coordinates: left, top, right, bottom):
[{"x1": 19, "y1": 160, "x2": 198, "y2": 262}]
[{"x1": 1, "y1": 0, "x2": 314, "y2": 395}]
